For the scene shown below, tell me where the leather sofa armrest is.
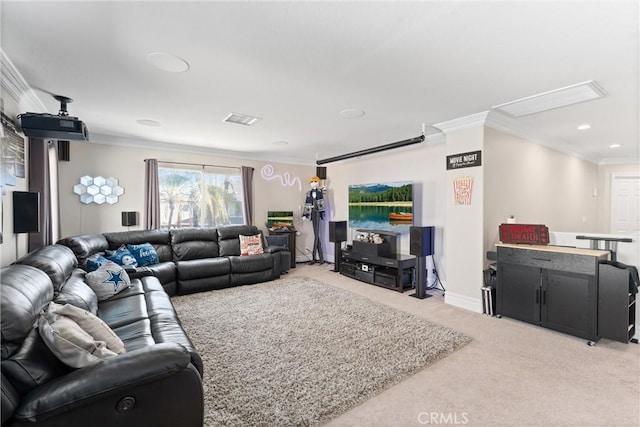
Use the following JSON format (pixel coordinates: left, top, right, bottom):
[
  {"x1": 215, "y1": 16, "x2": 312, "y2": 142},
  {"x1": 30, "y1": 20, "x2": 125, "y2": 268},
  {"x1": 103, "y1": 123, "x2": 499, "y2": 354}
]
[
  {"x1": 126, "y1": 266, "x2": 154, "y2": 279},
  {"x1": 264, "y1": 245, "x2": 284, "y2": 254},
  {"x1": 14, "y1": 343, "x2": 196, "y2": 423}
]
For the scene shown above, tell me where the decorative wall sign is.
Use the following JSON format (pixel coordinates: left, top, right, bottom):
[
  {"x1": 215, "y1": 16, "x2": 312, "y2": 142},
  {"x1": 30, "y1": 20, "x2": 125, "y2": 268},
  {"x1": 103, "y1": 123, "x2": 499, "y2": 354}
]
[
  {"x1": 73, "y1": 175, "x2": 124, "y2": 204},
  {"x1": 260, "y1": 164, "x2": 302, "y2": 191},
  {"x1": 453, "y1": 176, "x2": 474, "y2": 205},
  {"x1": 499, "y1": 223, "x2": 549, "y2": 245},
  {"x1": 446, "y1": 150, "x2": 482, "y2": 170},
  {"x1": 1, "y1": 113, "x2": 25, "y2": 187}
]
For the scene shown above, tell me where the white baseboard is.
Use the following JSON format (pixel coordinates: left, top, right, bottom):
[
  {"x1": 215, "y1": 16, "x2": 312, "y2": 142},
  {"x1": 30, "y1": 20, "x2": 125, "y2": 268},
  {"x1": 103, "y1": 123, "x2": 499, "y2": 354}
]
[{"x1": 444, "y1": 291, "x2": 483, "y2": 314}]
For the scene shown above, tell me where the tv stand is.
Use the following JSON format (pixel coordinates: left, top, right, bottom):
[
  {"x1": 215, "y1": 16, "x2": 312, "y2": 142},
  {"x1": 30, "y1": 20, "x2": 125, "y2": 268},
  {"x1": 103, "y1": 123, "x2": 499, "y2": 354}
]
[{"x1": 339, "y1": 248, "x2": 415, "y2": 292}]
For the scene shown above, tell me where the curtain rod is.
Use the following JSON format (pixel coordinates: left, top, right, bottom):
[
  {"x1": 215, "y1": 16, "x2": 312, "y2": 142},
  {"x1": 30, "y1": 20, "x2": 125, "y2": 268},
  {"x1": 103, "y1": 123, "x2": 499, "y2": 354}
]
[{"x1": 145, "y1": 159, "x2": 241, "y2": 170}]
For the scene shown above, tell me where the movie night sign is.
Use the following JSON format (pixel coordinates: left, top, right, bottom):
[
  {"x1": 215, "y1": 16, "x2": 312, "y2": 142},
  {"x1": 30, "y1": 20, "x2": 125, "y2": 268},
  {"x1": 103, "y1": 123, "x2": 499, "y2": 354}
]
[{"x1": 446, "y1": 150, "x2": 482, "y2": 170}]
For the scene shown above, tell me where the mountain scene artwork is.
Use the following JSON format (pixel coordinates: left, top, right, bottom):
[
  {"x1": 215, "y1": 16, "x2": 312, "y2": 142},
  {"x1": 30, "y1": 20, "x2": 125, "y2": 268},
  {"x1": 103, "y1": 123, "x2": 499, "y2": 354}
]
[{"x1": 348, "y1": 181, "x2": 413, "y2": 233}]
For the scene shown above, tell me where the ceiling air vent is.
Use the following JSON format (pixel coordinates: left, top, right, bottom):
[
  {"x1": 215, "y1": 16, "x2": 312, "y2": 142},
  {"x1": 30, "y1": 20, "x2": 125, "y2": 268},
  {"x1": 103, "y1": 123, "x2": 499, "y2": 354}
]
[
  {"x1": 223, "y1": 112, "x2": 262, "y2": 126},
  {"x1": 492, "y1": 81, "x2": 606, "y2": 117}
]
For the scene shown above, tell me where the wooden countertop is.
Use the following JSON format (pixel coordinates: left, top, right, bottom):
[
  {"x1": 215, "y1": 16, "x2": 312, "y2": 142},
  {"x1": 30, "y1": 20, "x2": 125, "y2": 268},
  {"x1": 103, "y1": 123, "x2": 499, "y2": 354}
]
[{"x1": 496, "y1": 243, "x2": 611, "y2": 258}]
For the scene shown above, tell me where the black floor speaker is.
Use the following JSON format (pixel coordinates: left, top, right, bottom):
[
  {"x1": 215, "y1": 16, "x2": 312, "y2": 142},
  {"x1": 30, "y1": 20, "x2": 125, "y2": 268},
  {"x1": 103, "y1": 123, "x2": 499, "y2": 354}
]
[
  {"x1": 410, "y1": 226, "x2": 434, "y2": 257},
  {"x1": 410, "y1": 256, "x2": 432, "y2": 299},
  {"x1": 329, "y1": 221, "x2": 347, "y2": 272},
  {"x1": 410, "y1": 226, "x2": 434, "y2": 299},
  {"x1": 329, "y1": 221, "x2": 347, "y2": 243}
]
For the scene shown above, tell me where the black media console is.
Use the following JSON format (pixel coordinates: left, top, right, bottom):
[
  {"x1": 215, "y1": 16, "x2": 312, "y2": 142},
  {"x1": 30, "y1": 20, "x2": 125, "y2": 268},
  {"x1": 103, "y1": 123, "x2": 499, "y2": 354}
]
[{"x1": 339, "y1": 229, "x2": 415, "y2": 292}]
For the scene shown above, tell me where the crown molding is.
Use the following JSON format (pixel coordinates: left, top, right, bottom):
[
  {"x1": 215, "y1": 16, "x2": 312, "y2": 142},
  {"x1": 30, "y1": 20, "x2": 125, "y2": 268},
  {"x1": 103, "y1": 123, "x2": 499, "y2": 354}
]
[
  {"x1": 598, "y1": 157, "x2": 640, "y2": 166},
  {"x1": 88, "y1": 132, "x2": 315, "y2": 166},
  {"x1": 434, "y1": 111, "x2": 490, "y2": 133},
  {"x1": 484, "y1": 110, "x2": 600, "y2": 164},
  {"x1": 0, "y1": 49, "x2": 47, "y2": 113}
]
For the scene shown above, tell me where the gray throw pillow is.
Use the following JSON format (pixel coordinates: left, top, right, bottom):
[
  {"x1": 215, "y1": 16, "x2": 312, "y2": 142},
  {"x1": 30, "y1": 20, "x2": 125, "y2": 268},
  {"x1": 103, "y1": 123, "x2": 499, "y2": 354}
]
[
  {"x1": 54, "y1": 268, "x2": 99, "y2": 314},
  {"x1": 85, "y1": 261, "x2": 131, "y2": 300},
  {"x1": 38, "y1": 302, "x2": 126, "y2": 369}
]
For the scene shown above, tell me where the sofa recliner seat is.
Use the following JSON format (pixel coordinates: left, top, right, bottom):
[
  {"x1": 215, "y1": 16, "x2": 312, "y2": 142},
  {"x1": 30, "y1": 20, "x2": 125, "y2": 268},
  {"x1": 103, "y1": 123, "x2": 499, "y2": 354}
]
[
  {"x1": 1, "y1": 245, "x2": 204, "y2": 427},
  {"x1": 58, "y1": 225, "x2": 288, "y2": 296}
]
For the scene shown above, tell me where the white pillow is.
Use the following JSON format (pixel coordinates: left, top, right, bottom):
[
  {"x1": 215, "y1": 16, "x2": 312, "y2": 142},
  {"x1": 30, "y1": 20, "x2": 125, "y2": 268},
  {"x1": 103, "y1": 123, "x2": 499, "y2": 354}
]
[
  {"x1": 85, "y1": 260, "x2": 131, "y2": 300},
  {"x1": 239, "y1": 234, "x2": 264, "y2": 256},
  {"x1": 38, "y1": 302, "x2": 126, "y2": 368}
]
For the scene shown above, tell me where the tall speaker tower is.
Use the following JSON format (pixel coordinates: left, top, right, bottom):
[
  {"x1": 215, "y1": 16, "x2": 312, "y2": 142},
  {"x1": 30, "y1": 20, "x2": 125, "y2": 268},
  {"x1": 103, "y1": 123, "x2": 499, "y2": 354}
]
[
  {"x1": 409, "y1": 226, "x2": 435, "y2": 299},
  {"x1": 329, "y1": 221, "x2": 347, "y2": 272}
]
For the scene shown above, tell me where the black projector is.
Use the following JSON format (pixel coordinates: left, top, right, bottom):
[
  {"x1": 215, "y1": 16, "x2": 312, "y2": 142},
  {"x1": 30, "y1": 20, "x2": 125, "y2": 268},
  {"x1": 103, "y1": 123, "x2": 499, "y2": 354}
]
[{"x1": 17, "y1": 113, "x2": 89, "y2": 141}]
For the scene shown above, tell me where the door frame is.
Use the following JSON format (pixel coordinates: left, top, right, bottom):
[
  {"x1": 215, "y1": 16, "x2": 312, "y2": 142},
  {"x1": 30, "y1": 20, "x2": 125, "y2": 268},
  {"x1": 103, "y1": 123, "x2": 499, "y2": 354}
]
[{"x1": 610, "y1": 172, "x2": 640, "y2": 235}]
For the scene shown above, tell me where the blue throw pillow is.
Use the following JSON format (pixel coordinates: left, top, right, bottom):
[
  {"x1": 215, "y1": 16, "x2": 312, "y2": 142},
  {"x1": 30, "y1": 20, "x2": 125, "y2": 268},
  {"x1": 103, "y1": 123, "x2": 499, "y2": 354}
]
[
  {"x1": 106, "y1": 245, "x2": 138, "y2": 268},
  {"x1": 86, "y1": 254, "x2": 109, "y2": 272},
  {"x1": 127, "y1": 243, "x2": 159, "y2": 267}
]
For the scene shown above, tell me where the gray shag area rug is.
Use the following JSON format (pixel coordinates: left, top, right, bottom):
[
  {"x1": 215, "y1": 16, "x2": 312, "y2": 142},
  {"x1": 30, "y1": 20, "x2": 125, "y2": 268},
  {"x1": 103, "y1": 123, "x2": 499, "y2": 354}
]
[{"x1": 171, "y1": 276, "x2": 471, "y2": 427}]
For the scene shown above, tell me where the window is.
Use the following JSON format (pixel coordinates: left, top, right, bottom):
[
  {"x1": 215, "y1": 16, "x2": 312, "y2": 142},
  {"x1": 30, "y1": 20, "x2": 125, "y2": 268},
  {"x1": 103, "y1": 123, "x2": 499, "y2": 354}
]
[{"x1": 158, "y1": 163, "x2": 244, "y2": 228}]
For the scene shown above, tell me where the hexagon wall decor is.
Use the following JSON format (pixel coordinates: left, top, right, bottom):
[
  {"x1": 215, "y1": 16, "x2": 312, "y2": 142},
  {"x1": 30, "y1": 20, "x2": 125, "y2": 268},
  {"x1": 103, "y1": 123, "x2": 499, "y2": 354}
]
[{"x1": 74, "y1": 175, "x2": 124, "y2": 204}]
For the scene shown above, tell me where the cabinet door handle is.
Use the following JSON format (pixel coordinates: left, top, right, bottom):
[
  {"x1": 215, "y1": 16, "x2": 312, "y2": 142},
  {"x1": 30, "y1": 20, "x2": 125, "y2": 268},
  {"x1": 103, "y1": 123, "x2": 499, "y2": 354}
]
[
  {"x1": 532, "y1": 257, "x2": 552, "y2": 262},
  {"x1": 542, "y1": 290, "x2": 547, "y2": 305},
  {"x1": 535, "y1": 289, "x2": 540, "y2": 304}
]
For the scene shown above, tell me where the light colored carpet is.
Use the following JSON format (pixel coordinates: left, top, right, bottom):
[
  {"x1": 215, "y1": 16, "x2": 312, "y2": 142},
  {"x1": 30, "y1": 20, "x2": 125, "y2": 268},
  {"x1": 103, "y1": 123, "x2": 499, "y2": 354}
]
[{"x1": 171, "y1": 276, "x2": 471, "y2": 426}]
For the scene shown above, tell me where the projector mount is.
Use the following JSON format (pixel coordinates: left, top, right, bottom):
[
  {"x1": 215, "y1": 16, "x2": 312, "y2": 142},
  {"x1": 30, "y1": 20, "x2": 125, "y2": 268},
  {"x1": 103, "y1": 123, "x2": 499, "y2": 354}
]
[{"x1": 53, "y1": 95, "x2": 73, "y2": 117}]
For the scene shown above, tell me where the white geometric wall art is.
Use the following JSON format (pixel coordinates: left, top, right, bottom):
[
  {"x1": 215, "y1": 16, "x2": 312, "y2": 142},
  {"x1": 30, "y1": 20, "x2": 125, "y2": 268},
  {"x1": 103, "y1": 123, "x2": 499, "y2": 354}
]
[{"x1": 73, "y1": 175, "x2": 124, "y2": 204}]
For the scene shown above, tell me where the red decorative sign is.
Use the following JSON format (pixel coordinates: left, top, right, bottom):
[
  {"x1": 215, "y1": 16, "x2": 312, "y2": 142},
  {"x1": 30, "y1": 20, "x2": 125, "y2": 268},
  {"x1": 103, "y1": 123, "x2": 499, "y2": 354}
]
[{"x1": 499, "y1": 224, "x2": 549, "y2": 245}]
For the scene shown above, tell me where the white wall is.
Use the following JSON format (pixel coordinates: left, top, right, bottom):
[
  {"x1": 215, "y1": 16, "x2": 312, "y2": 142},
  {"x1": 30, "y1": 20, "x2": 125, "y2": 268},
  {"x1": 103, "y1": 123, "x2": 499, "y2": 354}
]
[
  {"x1": 444, "y1": 126, "x2": 484, "y2": 312},
  {"x1": 56, "y1": 138, "x2": 316, "y2": 262},
  {"x1": 483, "y1": 127, "x2": 599, "y2": 263},
  {"x1": 0, "y1": 94, "x2": 30, "y2": 266},
  {"x1": 327, "y1": 141, "x2": 447, "y2": 275}
]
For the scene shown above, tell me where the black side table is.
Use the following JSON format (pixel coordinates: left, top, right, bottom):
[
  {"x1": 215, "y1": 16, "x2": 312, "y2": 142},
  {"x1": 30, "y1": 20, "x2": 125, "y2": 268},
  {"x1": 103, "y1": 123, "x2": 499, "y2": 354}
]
[{"x1": 269, "y1": 229, "x2": 297, "y2": 268}]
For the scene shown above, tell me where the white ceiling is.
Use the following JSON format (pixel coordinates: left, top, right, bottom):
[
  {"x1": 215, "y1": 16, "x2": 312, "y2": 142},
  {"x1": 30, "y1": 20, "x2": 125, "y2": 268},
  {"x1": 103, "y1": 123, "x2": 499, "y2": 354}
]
[{"x1": 1, "y1": 1, "x2": 638, "y2": 165}]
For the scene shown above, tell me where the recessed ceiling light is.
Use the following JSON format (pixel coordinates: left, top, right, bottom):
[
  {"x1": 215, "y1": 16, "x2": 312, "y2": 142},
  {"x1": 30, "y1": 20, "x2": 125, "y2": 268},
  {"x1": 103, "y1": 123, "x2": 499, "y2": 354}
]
[
  {"x1": 577, "y1": 124, "x2": 591, "y2": 131},
  {"x1": 272, "y1": 141, "x2": 289, "y2": 146},
  {"x1": 609, "y1": 144, "x2": 622, "y2": 149},
  {"x1": 339, "y1": 108, "x2": 365, "y2": 119},
  {"x1": 137, "y1": 119, "x2": 162, "y2": 127},
  {"x1": 147, "y1": 52, "x2": 190, "y2": 73},
  {"x1": 492, "y1": 81, "x2": 605, "y2": 117},
  {"x1": 223, "y1": 112, "x2": 262, "y2": 126}
]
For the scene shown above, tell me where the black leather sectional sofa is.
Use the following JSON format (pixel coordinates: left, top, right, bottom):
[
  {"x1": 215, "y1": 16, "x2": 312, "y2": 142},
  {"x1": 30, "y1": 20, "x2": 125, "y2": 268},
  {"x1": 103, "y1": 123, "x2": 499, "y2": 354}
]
[
  {"x1": 1, "y1": 225, "x2": 290, "y2": 426},
  {"x1": 58, "y1": 225, "x2": 291, "y2": 296}
]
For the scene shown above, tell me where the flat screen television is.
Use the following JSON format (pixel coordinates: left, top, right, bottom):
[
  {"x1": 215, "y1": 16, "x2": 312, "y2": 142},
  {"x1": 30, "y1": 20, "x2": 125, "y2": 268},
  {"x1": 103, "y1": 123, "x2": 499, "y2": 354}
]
[
  {"x1": 348, "y1": 181, "x2": 413, "y2": 233},
  {"x1": 267, "y1": 210, "x2": 294, "y2": 228}
]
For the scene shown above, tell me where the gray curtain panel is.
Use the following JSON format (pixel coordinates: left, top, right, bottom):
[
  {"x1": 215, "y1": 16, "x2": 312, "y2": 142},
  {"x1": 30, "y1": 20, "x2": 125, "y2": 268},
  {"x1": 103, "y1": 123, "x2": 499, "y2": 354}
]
[
  {"x1": 144, "y1": 158, "x2": 160, "y2": 229},
  {"x1": 241, "y1": 166, "x2": 254, "y2": 225},
  {"x1": 28, "y1": 138, "x2": 60, "y2": 251}
]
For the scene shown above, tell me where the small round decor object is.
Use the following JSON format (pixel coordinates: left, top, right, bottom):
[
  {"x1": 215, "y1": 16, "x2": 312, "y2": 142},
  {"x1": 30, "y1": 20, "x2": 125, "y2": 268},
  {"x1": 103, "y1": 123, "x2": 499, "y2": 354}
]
[{"x1": 116, "y1": 396, "x2": 136, "y2": 413}]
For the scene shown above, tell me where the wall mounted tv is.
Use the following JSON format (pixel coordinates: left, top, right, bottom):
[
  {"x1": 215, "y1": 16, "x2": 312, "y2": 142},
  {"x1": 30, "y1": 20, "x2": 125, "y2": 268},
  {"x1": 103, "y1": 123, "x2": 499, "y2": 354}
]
[{"x1": 348, "y1": 181, "x2": 413, "y2": 233}]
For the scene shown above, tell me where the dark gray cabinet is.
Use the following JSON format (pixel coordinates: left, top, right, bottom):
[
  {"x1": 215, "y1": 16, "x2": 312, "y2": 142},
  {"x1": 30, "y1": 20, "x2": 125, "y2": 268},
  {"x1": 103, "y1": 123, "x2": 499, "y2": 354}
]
[
  {"x1": 496, "y1": 244, "x2": 608, "y2": 342},
  {"x1": 498, "y1": 263, "x2": 540, "y2": 324},
  {"x1": 598, "y1": 262, "x2": 637, "y2": 343},
  {"x1": 543, "y1": 269, "x2": 596, "y2": 340}
]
